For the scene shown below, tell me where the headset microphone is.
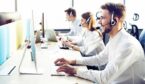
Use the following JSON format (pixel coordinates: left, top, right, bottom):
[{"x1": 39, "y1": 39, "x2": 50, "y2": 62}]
[
  {"x1": 79, "y1": 15, "x2": 91, "y2": 27},
  {"x1": 79, "y1": 17, "x2": 90, "y2": 27},
  {"x1": 79, "y1": 22, "x2": 85, "y2": 27}
]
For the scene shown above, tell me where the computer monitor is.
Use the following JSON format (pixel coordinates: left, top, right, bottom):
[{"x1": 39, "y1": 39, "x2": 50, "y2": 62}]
[
  {"x1": 30, "y1": 13, "x2": 36, "y2": 62},
  {"x1": 41, "y1": 13, "x2": 45, "y2": 38},
  {"x1": 18, "y1": 11, "x2": 42, "y2": 75}
]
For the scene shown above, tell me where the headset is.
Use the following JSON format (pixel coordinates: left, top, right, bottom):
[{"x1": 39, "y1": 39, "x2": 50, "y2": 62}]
[
  {"x1": 102, "y1": 11, "x2": 117, "y2": 33},
  {"x1": 110, "y1": 12, "x2": 116, "y2": 26},
  {"x1": 79, "y1": 16, "x2": 91, "y2": 27},
  {"x1": 69, "y1": 11, "x2": 73, "y2": 16},
  {"x1": 86, "y1": 16, "x2": 91, "y2": 24}
]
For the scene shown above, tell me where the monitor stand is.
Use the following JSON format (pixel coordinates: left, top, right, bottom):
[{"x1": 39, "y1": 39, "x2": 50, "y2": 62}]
[
  {"x1": 40, "y1": 37, "x2": 48, "y2": 49},
  {"x1": 40, "y1": 43, "x2": 48, "y2": 49},
  {"x1": 18, "y1": 48, "x2": 42, "y2": 75}
]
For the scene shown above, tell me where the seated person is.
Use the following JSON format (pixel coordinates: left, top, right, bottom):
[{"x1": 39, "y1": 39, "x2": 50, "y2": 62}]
[
  {"x1": 64, "y1": 8, "x2": 82, "y2": 36},
  {"x1": 62, "y1": 12, "x2": 105, "y2": 57},
  {"x1": 54, "y1": 3, "x2": 145, "y2": 84},
  {"x1": 139, "y1": 28, "x2": 145, "y2": 52}
]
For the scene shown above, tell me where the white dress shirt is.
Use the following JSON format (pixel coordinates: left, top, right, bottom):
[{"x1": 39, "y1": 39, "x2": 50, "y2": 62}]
[
  {"x1": 69, "y1": 28, "x2": 105, "y2": 56},
  {"x1": 76, "y1": 29, "x2": 145, "y2": 84},
  {"x1": 79, "y1": 28, "x2": 105, "y2": 56},
  {"x1": 66, "y1": 19, "x2": 82, "y2": 36}
]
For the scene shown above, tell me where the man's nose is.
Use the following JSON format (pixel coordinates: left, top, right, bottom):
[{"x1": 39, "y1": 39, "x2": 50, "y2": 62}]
[{"x1": 98, "y1": 19, "x2": 101, "y2": 24}]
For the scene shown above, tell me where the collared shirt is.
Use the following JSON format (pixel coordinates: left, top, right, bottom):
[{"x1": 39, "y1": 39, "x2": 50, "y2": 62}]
[
  {"x1": 79, "y1": 29, "x2": 105, "y2": 56},
  {"x1": 76, "y1": 29, "x2": 145, "y2": 84},
  {"x1": 68, "y1": 28, "x2": 105, "y2": 56}
]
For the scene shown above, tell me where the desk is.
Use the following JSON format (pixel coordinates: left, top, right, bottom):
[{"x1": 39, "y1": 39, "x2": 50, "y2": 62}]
[{"x1": 0, "y1": 42, "x2": 93, "y2": 84}]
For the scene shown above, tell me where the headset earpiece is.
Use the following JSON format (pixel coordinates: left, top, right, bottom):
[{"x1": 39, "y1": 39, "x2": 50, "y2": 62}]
[
  {"x1": 86, "y1": 17, "x2": 90, "y2": 24},
  {"x1": 69, "y1": 11, "x2": 73, "y2": 16},
  {"x1": 110, "y1": 12, "x2": 116, "y2": 26}
]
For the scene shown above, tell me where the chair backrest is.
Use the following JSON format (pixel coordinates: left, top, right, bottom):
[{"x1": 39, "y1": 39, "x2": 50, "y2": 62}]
[
  {"x1": 139, "y1": 29, "x2": 145, "y2": 53},
  {"x1": 130, "y1": 24, "x2": 139, "y2": 40},
  {"x1": 45, "y1": 29, "x2": 57, "y2": 42}
]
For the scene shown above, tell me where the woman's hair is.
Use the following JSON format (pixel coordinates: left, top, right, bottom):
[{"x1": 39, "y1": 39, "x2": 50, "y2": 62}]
[{"x1": 81, "y1": 12, "x2": 96, "y2": 31}]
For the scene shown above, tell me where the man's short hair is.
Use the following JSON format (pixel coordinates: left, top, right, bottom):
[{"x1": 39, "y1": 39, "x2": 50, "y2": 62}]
[
  {"x1": 101, "y1": 2, "x2": 126, "y2": 21},
  {"x1": 65, "y1": 8, "x2": 76, "y2": 17}
]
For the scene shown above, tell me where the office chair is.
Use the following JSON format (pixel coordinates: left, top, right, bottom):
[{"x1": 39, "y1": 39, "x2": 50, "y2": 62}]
[
  {"x1": 139, "y1": 29, "x2": 145, "y2": 53},
  {"x1": 130, "y1": 24, "x2": 139, "y2": 40}
]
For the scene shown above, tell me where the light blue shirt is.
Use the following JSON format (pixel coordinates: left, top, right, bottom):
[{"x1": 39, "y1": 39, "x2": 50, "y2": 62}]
[{"x1": 66, "y1": 19, "x2": 82, "y2": 36}]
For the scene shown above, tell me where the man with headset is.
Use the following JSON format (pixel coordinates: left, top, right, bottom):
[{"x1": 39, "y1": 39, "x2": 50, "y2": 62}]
[
  {"x1": 54, "y1": 2, "x2": 145, "y2": 84},
  {"x1": 64, "y1": 8, "x2": 82, "y2": 36}
]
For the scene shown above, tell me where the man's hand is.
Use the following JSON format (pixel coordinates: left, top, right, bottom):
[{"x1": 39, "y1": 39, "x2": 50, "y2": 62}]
[
  {"x1": 54, "y1": 58, "x2": 76, "y2": 66},
  {"x1": 62, "y1": 41, "x2": 72, "y2": 47},
  {"x1": 54, "y1": 58, "x2": 70, "y2": 66},
  {"x1": 57, "y1": 64, "x2": 76, "y2": 76}
]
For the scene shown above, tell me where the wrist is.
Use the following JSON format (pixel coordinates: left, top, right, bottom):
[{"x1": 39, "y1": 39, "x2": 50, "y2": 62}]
[
  {"x1": 71, "y1": 45, "x2": 74, "y2": 48},
  {"x1": 69, "y1": 60, "x2": 76, "y2": 65}
]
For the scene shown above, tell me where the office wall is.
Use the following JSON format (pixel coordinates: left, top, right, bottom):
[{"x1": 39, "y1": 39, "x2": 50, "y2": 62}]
[
  {"x1": 18, "y1": 0, "x2": 145, "y2": 31},
  {"x1": 17, "y1": 0, "x2": 72, "y2": 30},
  {"x1": 0, "y1": 0, "x2": 15, "y2": 12},
  {"x1": 73, "y1": 0, "x2": 124, "y2": 20},
  {"x1": 125, "y1": 0, "x2": 145, "y2": 29}
]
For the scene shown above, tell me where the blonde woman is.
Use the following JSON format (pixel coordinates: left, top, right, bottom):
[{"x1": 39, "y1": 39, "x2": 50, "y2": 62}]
[{"x1": 63, "y1": 12, "x2": 105, "y2": 56}]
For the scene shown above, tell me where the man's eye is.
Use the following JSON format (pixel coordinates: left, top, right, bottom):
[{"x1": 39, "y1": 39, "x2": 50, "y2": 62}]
[{"x1": 101, "y1": 16, "x2": 105, "y2": 19}]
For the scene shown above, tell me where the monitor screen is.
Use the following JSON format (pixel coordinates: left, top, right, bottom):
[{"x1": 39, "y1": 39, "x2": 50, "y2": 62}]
[
  {"x1": 18, "y1": 11, "x2": 42, "y2": 75},
  {"x1": 30, "y1": 11, "x2": 36, "y2": 62},
  {"x1": 30, "y1": 12, "x2": 38, "y2": 73}
]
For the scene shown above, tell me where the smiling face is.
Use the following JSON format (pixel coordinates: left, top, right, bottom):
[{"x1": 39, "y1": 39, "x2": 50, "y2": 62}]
[
  {"x1": 80, "y1": 17, "x2": 91, "y2": 30},
  {"x1": 80, "y1": 17, "x2": 86, "y2": 27},
  {"x1": 98, "y1": 9, "x2": 112, "y2": 33}
]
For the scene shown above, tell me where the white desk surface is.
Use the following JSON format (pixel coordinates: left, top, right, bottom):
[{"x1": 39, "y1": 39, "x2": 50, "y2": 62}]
[{"x1": 0, "y1": 42, "x2": 93, "y2": 84}]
